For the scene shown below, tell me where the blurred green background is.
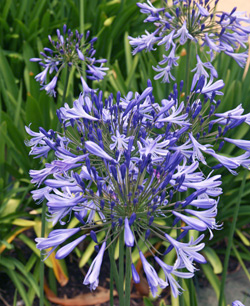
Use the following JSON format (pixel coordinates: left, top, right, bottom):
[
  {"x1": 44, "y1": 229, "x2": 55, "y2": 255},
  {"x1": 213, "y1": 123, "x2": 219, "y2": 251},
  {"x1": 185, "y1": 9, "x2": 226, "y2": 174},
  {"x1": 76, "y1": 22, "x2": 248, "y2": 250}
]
[{"x1": 0, "y1": 0, "x2": 250, "y2": 305}]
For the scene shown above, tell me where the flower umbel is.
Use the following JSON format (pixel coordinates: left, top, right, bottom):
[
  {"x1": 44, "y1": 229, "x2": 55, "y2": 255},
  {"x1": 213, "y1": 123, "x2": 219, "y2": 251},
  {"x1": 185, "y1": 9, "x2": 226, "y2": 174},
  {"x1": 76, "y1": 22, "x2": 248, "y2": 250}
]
[
  {"x1": 30, "y1": 25, "x2": 108, "y2": 96},
  {"x1": 129, "y1": 1, "x2": 250, "y2": 85},
  {"x1": 26, "y1": 78, "x2": 247, "y2": 297}
]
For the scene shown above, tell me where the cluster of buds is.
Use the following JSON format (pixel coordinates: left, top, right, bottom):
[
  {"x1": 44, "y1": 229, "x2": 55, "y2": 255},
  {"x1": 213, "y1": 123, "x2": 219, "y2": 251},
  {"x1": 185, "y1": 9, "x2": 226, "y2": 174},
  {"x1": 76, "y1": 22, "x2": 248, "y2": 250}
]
[{"x1": 30, "y1": 25, "x2": 108, "y2": 96}]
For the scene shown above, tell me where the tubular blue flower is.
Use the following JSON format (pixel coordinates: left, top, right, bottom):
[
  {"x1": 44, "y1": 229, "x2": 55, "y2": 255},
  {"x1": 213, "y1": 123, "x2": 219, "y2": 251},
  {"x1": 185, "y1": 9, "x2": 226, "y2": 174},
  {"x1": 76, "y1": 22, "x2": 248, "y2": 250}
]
[
  {"x1": 185, "y1": 206, "x2": 222, "y2": 239},
  {"x1": 225, "y1": 51, "x2": 248, "y2": 68},
  {"x1": 191, "y1": 55, "x2": 218, "y2": 90},
  {"x1": 128, "y1": 29, "x2": 161, "y2": 55},
  {"x1": 165, "y1": 234, "x2": 206, "y2": 272},
  {"x1": 172, "y1": 211, "x2": 208, "y2": 232},
  {"x1": 140, "y1": 251, "x2": 167, "y2": 297},
  {"x1": 35, "y1": 228, "x2": 80, "y2": 252},
  {"x1": 195, "y1": 2, "x2": 209, "y2": 17},
  {"x1": 55, "y1": 235, "x2": 86, "y2": 259},
  {"x1": 124, "y1": 217, "x2": 134, "y2": 247},
  {"x1": 232, "y1": 301, "x2": 245, "y2": 306},
  {"x1": 41, "y1": 76, "x2": 57, "y2": 97},
  {"x1": 85, "y1": 141, "x2": 116, "y2": 162},
  {"x1": 131, "y1": 263, "x2": 140, "y2": 283},
  {"x1": 174, "y1": 21, "x2": 194, "y2": 45},
  {"x1": 83, "y1": 242, "x2": 106, "y2": 290},
  {"x1": 224, "y1": 138, "x2": 250, "y2": 151},
  {"x1": 137, "y1": 0, "x2": 165, "y2": 15},
  {"x1": 156, "y1": 102, "x2": 191, "y2": 126},
  {"x1": 155, "y1": 257, "x2": 193, "y2": 298}
]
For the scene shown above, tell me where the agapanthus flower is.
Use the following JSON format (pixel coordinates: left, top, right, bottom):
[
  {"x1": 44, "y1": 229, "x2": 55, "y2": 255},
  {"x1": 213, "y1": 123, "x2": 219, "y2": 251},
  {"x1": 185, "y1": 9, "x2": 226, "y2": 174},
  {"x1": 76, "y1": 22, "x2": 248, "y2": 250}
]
[
  {"x1": 27, "y1": 80, "x2": 228, "y2": 298},
  {"x1": 30, "y1": 25, "x2": 108, "y2": 96},
  {"x1": 232, "y1": 301, "x2": 245, "y2": 306},
  {"x1": 129, "y1": 0, "x2": 250, "y2": 86}
]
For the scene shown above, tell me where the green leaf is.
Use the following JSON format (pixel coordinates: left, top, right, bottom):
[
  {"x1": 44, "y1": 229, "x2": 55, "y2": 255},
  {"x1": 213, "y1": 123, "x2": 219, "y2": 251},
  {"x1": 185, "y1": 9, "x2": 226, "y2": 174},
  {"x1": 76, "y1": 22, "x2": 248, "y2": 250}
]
[
  {"x1": 7, "y1": 269, "x2": 31, "y2": 306},
  {"x1": 143, "y1": 297, "x2": 154, "y2": 306},
  {"x1": 235, "y1": 229, "x2": 250, "y2": 246},
  {"x1": 232, "y1": 243, "x2": 250, "y2": 281},
  {"x1": 201, "y1": 264, "x2": 226, "y2": 306},
  {"x1": 203, "y1": 247, "x2": 223, "y2": 274},
  {"x1": 18, "y1": 233, "x2": 53, "y2": 268}
]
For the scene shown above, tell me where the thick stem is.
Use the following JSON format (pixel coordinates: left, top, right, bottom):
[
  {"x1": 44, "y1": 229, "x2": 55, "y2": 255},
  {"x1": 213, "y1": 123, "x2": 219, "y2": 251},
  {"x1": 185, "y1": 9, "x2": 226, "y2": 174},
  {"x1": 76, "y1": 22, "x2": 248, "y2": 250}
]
[
  {"x1": 185, "y1": 40, "x2": 191, "y2": 97},
  {"x1": 119, "y1": 233, "x2": 125, "y2": 306},
  {"x1": 124, "y1": 247, "x2": 131, "y2": 306},
  {"x1": 79, "y1": 0, "x2": 86, "y2": 80},
  {"x1": 218, "y1": 170, "x2": 247, "y2": 306},
  {"x1": 39, "y1": 201, "x2": 46, "y2": 306},
  {"x1": 109, "y1": 238, "x2": 114, "y2": 306},
  {"x1": 177, "y1": 192, "x2": 184, "y2": 306},
  {"x1": 61, "y1": 67, "x2": 70, "y2": 108}
]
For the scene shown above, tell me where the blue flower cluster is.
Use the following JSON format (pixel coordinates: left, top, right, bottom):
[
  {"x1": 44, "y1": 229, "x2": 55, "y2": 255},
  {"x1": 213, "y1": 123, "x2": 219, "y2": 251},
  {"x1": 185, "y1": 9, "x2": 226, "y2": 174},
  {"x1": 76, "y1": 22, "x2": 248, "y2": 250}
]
[
  {"x1": 27, "y1": 1, "x2": 250, "y2": 300},
  {"x1": 30, "y1": 25, "x2": 108, "y2": 97},
  {"x1": 232, "y1": 301, "x2": 245, "y2": 306},
  {"x1": 27, "y1": 69, "x2": 250, "y2": 296},
  {"x1": 129, "y1": 0, "x2": 250, "y2": 86}
]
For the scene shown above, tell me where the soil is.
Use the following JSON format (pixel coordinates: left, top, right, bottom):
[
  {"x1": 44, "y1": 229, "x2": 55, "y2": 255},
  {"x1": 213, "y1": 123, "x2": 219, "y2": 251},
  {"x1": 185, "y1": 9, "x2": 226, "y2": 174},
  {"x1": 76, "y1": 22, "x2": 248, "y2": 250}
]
[
  {"x1": 1, "y1": 230, "x2": 249, "y2": 306},
  {"x1": 0, "y1": 228, "x2": 169, "y2": 306}
]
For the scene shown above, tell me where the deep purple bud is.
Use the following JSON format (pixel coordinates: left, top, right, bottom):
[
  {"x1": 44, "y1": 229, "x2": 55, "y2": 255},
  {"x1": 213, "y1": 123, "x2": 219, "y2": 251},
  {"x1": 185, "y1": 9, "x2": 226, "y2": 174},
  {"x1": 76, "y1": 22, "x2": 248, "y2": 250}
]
[
  {"x1": 97, "y1": 128, "x2": 102, "y2": 141},
  {"x1": 169, "y1": 189, "x2": 173, "y2": 201},
  {"x1": 160, "y1": 191, "x2": 166, "y2": 202},
  {"x1": 100, "y1": 199, "x2": 105, "y2": 210},
  {"x1": 220, "y1": 28, "x2": 226, "y2": 36},
  {"x1": 196, "y1": 75, "x2": 205, "y2": 91},
  {"x1": 229, "y1": 118, "x2": 245, "y2": 129},
  {"x1": 131, "y1": 264, "x2": 140, "y2": 283},
  {"x1": 182, "y1": 188, "x2": 207, "y2": 208},
  {"x1": 39, "y1": 127, "x2": 50, "y2": 138},
  {"x1": 218, "y1": 141, "x2": 224, "y2": 151},
  {"x1": 63, "y1": 24, "x2": 67, "y2": 34},
  {"x1": 133, "y1": 198, "x2": 138, "y2": 206},
  {"x1": 116, "y1": 91, "x2": 121, "y2": 105},
  {"x1": 230, "y1": 7, "x2": 237, "y2": 15},
  {"x1": 115, "y1": 150, "x2": 119, "y2": 161},
  {"x1": 129, "y1": 213, "x2": 136, "y2": 226},
  {"x1": 110, "y1": 165, "x2": 118, "y2": 181},
  {"x1": 97, "y1": 182, "x2": 102, "y2": 195},
  {"x1": 118, "y1": 218, "x2": 123, "y2": 226},
  {"x1": 94, "y1": 245, "x2": 99, "y2": 252},
  {"x1": 161, "y1": 173, "x2": 172, "y2": 189},
  {"x1": 180, "y1": 80, "x2": 184, "y2": 92},
  {"x1": 192, "y1": 104, "x2": 202, "y2": 119},
  {"x1": 90, "y1": 230, "x2": 98, "y2": 243},
  {"x1": 176, "y1": 7, "x2": 180, "y2": 17},
  {"x1": 120, "y1": 164, "x2": 126, "y2": 180},
  {"x1": 145, "y1": 229, "x2": 150, "y2": 240},
  {"x1": 148, "y1": 216, "x2": 154, "y2": 226},
  {"x1": 208, "y1": 122, "x2": 213, "y2": 133}
]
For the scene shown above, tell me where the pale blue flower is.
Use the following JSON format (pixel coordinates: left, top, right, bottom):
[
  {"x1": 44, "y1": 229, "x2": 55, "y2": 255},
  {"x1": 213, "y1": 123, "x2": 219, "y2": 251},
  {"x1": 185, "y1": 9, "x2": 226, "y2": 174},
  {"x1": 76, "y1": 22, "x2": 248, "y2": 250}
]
[{"x1": 83, "y1": 242, "x2": 106, "y2": 290}]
